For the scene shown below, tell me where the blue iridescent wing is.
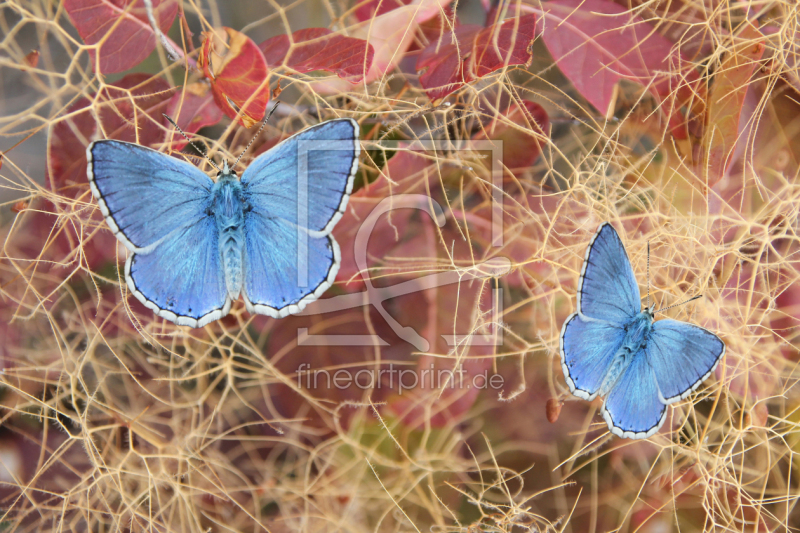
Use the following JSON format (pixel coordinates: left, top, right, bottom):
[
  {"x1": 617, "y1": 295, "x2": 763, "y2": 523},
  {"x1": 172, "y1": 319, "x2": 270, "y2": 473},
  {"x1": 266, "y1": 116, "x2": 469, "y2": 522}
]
[
  {"x1": 578, "y1": 223, "x2": 641, "y2": 324},
  {"x1": 645, "y1": 319, "x2": 725, "y2": 403},
  {"x1": 560, "y1": 312, "x2": 626, "y2": 400},
  {"x1": 240, "y1": 119, "x2": 359, "y2": 317},
  {"x1": 241, "y1": 119, "x2": 359, "y2": 235},
  {"x1": 87, "y1": 140, "x2": 214, "y2": 251},
  {"x1": 126, "y1": 218, "x2": 230, "y2": 327},
  {"x1": 601, "y1": 351, "x2": 667, "y2": 439},
  {"x1": 88, "y1": 140, "x2": 229, "y2": 327},
  {"x1": 242, "y1": 215, "x2": 338, "y2": 318}
]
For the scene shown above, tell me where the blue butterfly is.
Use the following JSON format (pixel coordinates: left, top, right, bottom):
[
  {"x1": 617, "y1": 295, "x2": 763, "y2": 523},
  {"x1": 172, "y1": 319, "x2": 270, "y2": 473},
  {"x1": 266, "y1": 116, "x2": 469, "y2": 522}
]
[
  {"x1": 87, "y1": 119, "x2": 359, "y2": 328},
  {"x1": 560, "y1": 223, "x2": 725, "y2": 439}
]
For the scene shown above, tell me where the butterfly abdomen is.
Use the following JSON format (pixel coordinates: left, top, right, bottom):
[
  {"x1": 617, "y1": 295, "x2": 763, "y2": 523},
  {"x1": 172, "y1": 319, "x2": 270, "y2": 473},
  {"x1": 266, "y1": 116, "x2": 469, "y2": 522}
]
[{"x1": 211, "y1": 176, "x2": 246, "y2": 299}]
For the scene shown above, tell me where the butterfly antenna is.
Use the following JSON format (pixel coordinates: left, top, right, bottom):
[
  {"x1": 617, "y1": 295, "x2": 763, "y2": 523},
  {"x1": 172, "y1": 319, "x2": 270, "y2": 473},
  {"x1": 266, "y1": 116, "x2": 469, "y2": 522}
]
[
  {"x1": 162, "y1": 113, "x2": 223, "y2": 173},
  {"x1": 233, "y1": 101, "x2": 280, "y2": 170},
  {"x1": 646, "y1": 241, "x2": 651, "y2": 308},
  {"x1": 655, "y1": 294, "x2": 703, "y2": 315}
]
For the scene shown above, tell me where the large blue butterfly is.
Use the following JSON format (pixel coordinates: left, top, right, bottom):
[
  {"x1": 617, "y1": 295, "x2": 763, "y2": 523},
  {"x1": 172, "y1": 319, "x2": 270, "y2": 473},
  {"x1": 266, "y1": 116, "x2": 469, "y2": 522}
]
[
  {"x1": 87, "y1": 119, "x2": 359, "y2": 328},
  {"x1": 560, "y1": 223, "x2": 725, "y2": 439}
]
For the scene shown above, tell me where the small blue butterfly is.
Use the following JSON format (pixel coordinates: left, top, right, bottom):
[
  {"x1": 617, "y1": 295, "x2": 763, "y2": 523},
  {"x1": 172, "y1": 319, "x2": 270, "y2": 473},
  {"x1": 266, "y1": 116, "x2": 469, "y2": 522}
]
[
  {"x1": 87, "y1": 119, "x2": 359, "y2": 328},
  {"x1": 560, "y1": 223, "x2": 725, "y2": 439}
]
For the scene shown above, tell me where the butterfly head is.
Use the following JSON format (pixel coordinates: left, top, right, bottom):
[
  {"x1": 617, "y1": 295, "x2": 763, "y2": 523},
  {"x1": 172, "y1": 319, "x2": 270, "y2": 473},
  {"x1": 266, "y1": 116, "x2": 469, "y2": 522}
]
[
  {"x1": 645, "y1": 305, "x2": 656, "y2": 318},
  {"x1": 218, "y1": 159, "x2": 237, "y2": 178}
]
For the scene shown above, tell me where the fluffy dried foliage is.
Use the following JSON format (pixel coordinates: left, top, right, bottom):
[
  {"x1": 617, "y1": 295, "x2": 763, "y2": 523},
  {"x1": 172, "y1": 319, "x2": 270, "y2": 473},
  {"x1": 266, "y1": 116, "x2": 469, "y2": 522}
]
[{"x1": 0, "y1": 0, "x2": 799, "y2": 531}]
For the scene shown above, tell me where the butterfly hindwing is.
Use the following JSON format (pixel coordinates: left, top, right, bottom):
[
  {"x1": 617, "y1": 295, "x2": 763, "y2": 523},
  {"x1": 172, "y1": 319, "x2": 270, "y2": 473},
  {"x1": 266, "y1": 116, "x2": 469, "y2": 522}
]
[
  {"x1": 240, "y1": 119, "x2": 358, "y2": 317},
  {"x1": 560, "y1": 313, "x2": 626, "y2": 400},
  {"x1": 601, "y1": 350, "x2": 667, "y2": 439},
  {"x1": 242, "y1": 215, "x2": 338, "y2": 317},
  {"x1": 126, "y1": 216, "x2": 230, "y2": 327},
  {"x1": 645, "y1": 319, "x2": 725, "y2": 403},
  {"x1": 578, "y1": 223, "x2": 641, "y2": 324},
  {"x1": 88, "y1": 140, "x2": 214, "y2": 251}
]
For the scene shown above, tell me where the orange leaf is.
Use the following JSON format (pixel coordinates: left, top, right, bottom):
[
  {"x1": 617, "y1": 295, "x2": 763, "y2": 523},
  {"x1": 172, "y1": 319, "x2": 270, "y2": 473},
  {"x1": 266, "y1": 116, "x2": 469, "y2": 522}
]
[
  {"x1": 199, "y1": 27, "x2": 270, "y2": 128},
  {"x1": 703, "y1": 21, "x2": 764, "y2": 188}
]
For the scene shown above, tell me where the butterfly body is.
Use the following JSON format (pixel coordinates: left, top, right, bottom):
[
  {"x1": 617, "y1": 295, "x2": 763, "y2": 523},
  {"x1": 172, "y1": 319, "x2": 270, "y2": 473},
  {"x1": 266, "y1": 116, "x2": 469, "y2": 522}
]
[
  {"x1": 560, "y1": 223, "x2": 725, "y2": 439},
  {"x1": 88, "y1": 119, "x2": 360, "y2": 327},
  {"x1": 594, "y1": 309, "x2": 653, "y2": 397},
  {"x1": 211, "y1": 169, "x2": 247, "y2": 298}
]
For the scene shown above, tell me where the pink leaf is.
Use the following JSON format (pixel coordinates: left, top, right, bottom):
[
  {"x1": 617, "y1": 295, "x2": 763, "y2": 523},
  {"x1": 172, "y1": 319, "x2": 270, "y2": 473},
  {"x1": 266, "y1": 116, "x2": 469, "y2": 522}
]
[
  {"x1": 259, "y1": 28, "x2": 374, "y2": 82},
  {"x1": 471, "y1": 14, "x2": 536, "y2": 77},
  {"x1": 63, "y1": 0, "x2": 178, "y2": 73},
  {"x1": 354, "y1": 0, "x2": 411, "y2": 22},
  {"x1": 704, "y1": 22, "x2": 765, "y2": 188},
  {"x1": 416, "y1": 14, "x2": 536, "y2": 99},
  {"x1": 472, "y1": 99, "x2": 549, "y2": 173},
  {"x1": 311, "y1": 0, "x2": 451, "y2": 94},
  {"x1": 416, "y1": 25, "x2": 481, "y2": 100},
  {"x1": 530, "y1": 0, "x2": 695, "y2": 118}
]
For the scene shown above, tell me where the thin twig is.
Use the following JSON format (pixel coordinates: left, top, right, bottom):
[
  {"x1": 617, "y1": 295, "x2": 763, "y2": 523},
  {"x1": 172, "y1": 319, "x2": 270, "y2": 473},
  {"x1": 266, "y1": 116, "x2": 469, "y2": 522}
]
[{"x1": 143, "y1": 0, "x2": 184, "y2": 64}]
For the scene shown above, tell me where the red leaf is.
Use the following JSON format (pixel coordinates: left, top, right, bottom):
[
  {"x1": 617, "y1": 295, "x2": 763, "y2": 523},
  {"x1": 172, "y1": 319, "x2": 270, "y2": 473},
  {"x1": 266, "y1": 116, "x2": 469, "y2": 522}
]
[
  {"x1": 471, "y1": 14, "x2": 536, "y2": 77},
  {"x1": 259, "y1": 28, "x2": 374, "y2": 82},
  {"x1": 312, "y1": 0, "x2": 452, "y2": 94},
  {"x1": 354, "y1": 0, "x2": 411, "y2": 22},
  {"x1": 198, "y1": 27, "x2": 270, "y2": 128},
  {"x1": 416, "y1": 25, "x2": 481, "y2": 100},
  {"x1": 164, "y1": 83, "x2": 224, "y2": 150},
  {"x1": 472, "y1": 99, "x2": 549, "y2": 174},
  {"x1": 532, "y1": 0, "x2": 695, "y2": 119},
  {"x1": 417, "y1": 14, "x2": 535, "y2": 99},
  {"x1": 63, "y1": 0, "x2": 178, "y2": 74},
  {"x1": 48, "y1": 73, "x2": 173, "y2": 196},
  {"x1": 99, "y1": 75, "x2": 174, "y2": 144},
  {"x1": 704, "y1": 22, "x2": 764, "y2": 188}
]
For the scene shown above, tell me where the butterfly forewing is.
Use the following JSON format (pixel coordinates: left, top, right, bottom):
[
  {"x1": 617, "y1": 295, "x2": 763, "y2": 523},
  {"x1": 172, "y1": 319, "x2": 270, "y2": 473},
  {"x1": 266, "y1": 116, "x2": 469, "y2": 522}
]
[
  {"x1": 241, "y1": 119, "x2": 359, "y2": 235},
  {"x1": 88, "y1": 141, "x2": 214, "y2": 251},
  {"x1": 645, "y1": 319, "x2": 725, "y2": 403},
  {"x1": 578, "y1": 223, "x2": 641, "y2": 324}
]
